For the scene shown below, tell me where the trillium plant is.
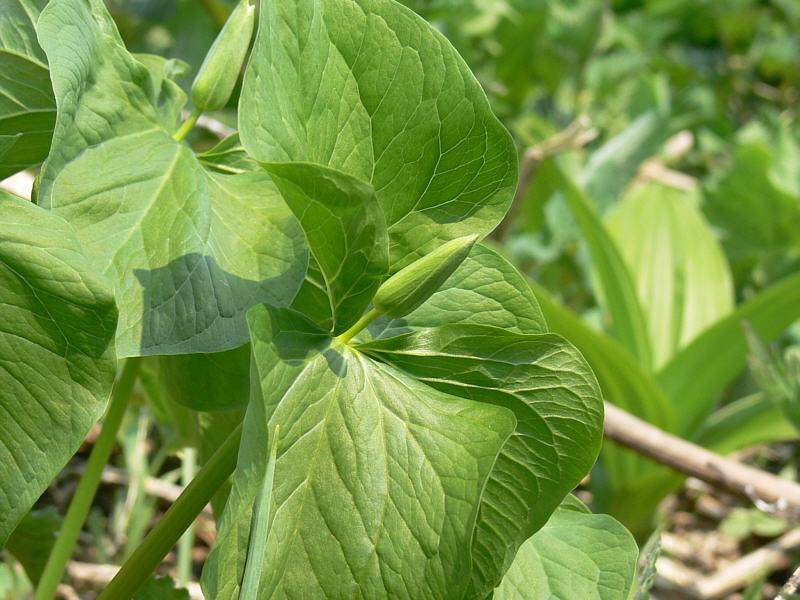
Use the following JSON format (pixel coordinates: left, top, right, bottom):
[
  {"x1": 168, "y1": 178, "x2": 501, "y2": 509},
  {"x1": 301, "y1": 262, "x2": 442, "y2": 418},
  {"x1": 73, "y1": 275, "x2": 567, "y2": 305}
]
[{"x1": 0, "y1": 0, "x2": 639, "y2": 598}]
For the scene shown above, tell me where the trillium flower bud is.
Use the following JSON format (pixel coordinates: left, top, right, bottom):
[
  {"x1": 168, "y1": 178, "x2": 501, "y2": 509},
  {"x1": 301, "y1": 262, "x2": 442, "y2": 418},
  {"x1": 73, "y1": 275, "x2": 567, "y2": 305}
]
[
  {"x1": 373, "y1": 234, "x2": 479, "y2": 318},
  {"x1": 191, "y1": 0, "x2": 256, "y2": 112}
]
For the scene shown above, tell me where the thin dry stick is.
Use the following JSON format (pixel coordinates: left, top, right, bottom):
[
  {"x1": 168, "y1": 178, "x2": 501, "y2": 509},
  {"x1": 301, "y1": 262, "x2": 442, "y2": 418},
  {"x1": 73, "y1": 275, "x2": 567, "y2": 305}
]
[
  {"x1": 603, "y1": 401, "x2": 800, "y2": 515},
  {"x1": 694, "y1": 528, "x2": 800, "y2": 598},
  {"x1": 778, "y1": 564, "x2": 800, "y2": 599},
  {"x1": 67, "y1": 562, "x2": 204, "y2": 600}
]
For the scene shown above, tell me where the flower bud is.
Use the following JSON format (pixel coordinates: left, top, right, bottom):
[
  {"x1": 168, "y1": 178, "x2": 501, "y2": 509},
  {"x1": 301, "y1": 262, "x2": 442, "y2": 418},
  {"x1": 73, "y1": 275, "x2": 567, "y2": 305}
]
[
  {"x1": 373, "y1": 235, "x2": 479, "y2": 318},
  {"x1": 191, "y1": 0, "x2": 255, "y2": 112}
]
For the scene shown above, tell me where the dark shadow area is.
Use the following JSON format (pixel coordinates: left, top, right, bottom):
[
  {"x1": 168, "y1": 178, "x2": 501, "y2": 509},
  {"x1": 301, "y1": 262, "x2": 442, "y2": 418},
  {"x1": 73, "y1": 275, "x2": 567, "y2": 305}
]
[{"x1": 134, "y1": 253, "x2": 303, "y2": 356}]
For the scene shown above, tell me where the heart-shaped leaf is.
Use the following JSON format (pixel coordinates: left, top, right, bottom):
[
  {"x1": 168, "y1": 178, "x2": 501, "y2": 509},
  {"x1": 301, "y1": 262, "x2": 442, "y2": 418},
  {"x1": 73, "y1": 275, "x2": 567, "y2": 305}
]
[
  {"x1": 360, "y1": 324, "x2": 603, "y2": 596},
  {"x1": 203, "y1": 305, "x2": 516, "y2": 598},
  {"x1": 265, "y1": 162, "x2": 389, "y2": 334},
  {"x1": 0, "y1": 192, "x2": 117, "y2": 545},
  {"x1": 239, "y1": 0, "x2": 518, "y2": 269},
  {"x1": 493, "y1": 497, "x2": 638, "y2": 600},
  {"x1": 35, "y1": 0, "x2": 307, "y2": 357}
]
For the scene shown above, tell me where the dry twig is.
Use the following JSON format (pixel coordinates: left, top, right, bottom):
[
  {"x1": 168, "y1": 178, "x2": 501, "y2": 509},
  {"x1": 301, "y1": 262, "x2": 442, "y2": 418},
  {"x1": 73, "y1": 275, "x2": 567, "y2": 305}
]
[
  {"x1": 603, "y1": 401, "x2": 800, "y2": 517},
  {"x1": 67, "y1": 561, "x2": 204, "y2": 599}
]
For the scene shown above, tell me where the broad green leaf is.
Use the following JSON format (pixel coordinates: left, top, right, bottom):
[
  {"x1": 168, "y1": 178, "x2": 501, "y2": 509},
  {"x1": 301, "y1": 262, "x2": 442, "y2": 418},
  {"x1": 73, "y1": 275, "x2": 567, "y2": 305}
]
[
  {"x1": 373, "y1": 243, "x2": 548, "y2": 339},
  {"x1": 492, "y1": 500, "x2": 638, "y2": 600},
  {"x1": 203, "y1": 305, "x2": 515, "y2": 599},
  {"x1": 657, "y1": 271, "x2": 800, "y2": 434},
  {"x1": 556, "y1": 162, "x2": 653, "y2": 368},
  {"x1": 529, "y1": 282, "x2": 673, "y2": 428},
  {"x1": 0, "y1": 0, "x2": 55, "y2": 179},
  {"x1": 606, "y1": 181, "x2": 734, "y2": 368},
  {"x1": 239, "y1": 0, "x2": 518, "y2": 269},
  {"x1": 36, "y1": 0, "x2": 307, "y2": 357},
  {"x1": 265, "y1": 162, "x2": 389, "y2": 334},
  {"x1": 159, "y1": 345, "x2": 251, "y2": 412},
  {"x1": 359, "y1": 324, "x2": 603, "y2": 597},
  {"x1": 0, "y1": 192, "x2": 117, "y2": 545},
  {"x1": 528, "y1": 282, "x2": 674, "y2": 533},
  {"x1": 4, "y1": 508, "x2": 61, "y2": 585}
]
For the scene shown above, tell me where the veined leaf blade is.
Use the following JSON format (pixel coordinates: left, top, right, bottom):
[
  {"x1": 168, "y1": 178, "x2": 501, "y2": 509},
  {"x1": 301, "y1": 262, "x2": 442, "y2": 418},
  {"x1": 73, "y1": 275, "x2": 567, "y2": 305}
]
[
  {"x1": 0, "y1": 192, "x2": 117, "y2": 545},
  {"x1": 203, "y1": 305, "x2": 515, "y2": 599},
  {"x1": 239, "y1": 0, "x2": 518, "y2": 269}
]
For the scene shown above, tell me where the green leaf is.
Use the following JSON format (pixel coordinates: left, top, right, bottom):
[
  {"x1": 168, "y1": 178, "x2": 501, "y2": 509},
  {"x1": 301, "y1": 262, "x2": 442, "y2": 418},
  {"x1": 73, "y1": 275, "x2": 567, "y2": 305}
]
[
  {"x1": 239, "y1": 424, "x2": 280, "y2": 599},
  {"x1": 493, "y1": 499, "x2": 638, "y2": 600},
  {"x1": 528, "y1": 282, "x2": 674, "y2": 533},
  {"x1": 203, "y1": 305, "x2": 516, "y2": 599},
  {"x1": 36, "y1": 0, "x2": 307, "y2": 357},
  {"x1": 606, "y1": 181, "x2": 734, "y2": 368},
  {"x1": 657, "y1": 271, "x2": 800, "y2": 434},
  {"x1": 197, "y1": 133, "x2": 260, "y2": 175},
  {"x1": 134, "y1": 575, "x2": 191, "y2": 600},
  {"x1": 265, "y1": 162, "x2": 389, "y2": 334},
  {"x1": 4, "y1": 508, "x2": 61, "y2": 585},
  {"x1": 555, "y1": 162, "x2": 653, "y2": 367},
  {"x1": 529, "y1": 281, "x2": 673, "y2": 428},
  {"x1": 703, "y1": 123, "x2": 800, "y2": 276},
  {"x1": 0, "y1": 0, "x2": 55, "y2": 179},
  {"x1": 158, "y1": 345, "x2": 251, "y2": 412},
  {"x1": 374, "y1": 243, "x2": 548, "y2": 339},
  {"x1": 0, "y1": 191, "x2": 117, "y2": 545},
  {"x1": 239, "y1": 0, "x2": 518, "y2": 269},
  {"x1": 359, "y1": 324, "x2": 603, "y2": 597}
]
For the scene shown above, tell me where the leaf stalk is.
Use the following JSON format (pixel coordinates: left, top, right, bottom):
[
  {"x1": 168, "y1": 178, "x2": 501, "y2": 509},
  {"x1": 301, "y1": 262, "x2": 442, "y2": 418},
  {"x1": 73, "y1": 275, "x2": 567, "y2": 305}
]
[
  {"x1": 173, "y1": 108, "x2": 203, "y2": 142},
  {"x1": 97, "y1": 423, "x2": 243, "y2": 600},
  {"x1": 336, "y1": 307, "x2": 381, "y2": 345},
  {"x1": 35, "y1": 357, "x2": 142, "y2": 600}
]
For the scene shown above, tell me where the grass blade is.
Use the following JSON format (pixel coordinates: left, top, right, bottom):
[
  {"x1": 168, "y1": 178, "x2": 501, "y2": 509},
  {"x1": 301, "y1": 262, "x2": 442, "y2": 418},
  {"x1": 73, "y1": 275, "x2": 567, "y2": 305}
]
[
  {"x1": 555, "y1": 160, "x2": 653, "y2": 367},
  {"x1": 657, "y1": 272, "x2": 800, "y2": 434},
  {"x1": 239, "y1": 424, "x2": 280, "y2": 598}
]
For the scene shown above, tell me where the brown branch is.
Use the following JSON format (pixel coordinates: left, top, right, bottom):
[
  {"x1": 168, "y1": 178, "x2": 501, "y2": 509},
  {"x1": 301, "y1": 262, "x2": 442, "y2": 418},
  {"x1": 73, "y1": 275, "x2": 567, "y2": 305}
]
[
  {"x1": 778, "y1": 563, "x2": 800, "y2": 599},
  {"x1": 603, "y1": 401, "x2": 800, "y2": 516},
  {"x1": 694, "y1": 528, "x2": 800, "y2": 598}
]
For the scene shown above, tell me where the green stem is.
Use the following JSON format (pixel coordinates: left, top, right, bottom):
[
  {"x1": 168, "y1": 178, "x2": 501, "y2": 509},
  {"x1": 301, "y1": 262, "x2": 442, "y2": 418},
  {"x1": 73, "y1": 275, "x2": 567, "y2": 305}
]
[
  {"x1": 336, "y1": 307, "x2": 381, "y2": 345},
  {"x1": 35, "y1": 358, "x2": 142, "y2": 600},
  {"x1": 176, "y1": 447, "x2": 198, "y2": 586},
  {"x1": 173, "y1": 108, "x2": 202, "y2": 142},
  {"x1": 98, "y1": 424, "x2": 243, "y2": 600}
]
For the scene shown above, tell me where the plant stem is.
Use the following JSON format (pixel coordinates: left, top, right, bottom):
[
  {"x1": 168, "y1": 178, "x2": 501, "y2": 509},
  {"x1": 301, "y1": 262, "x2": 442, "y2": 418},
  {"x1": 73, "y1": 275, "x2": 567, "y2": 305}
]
[
  {"x1": 35, "y1": 358, "x2": 142, "y2": 600},
  {"x1": 173, "y1": 108, "x2": 202, "y2": 142},
  {"x1": 176, "y1": 446, "x2": 198, "y2": 586},
  {"x1": 98, "y1": 424, "x2": 243, "y2": 600},
  {"x1": 336, "y1": 307, "x2": 381, "y2": 345}
]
